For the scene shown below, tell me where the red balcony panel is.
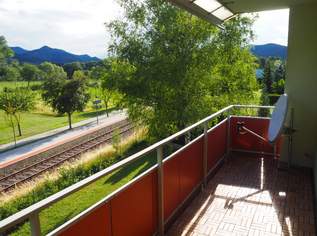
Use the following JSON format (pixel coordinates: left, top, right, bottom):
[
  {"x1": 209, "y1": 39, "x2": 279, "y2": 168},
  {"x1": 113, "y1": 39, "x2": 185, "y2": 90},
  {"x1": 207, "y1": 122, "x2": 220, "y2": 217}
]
[
  {"x1": 110, "y1": 171, "x2": 158, "y2": 236},
  {"x1": 230, "y1": 116, "x2": 281, "y2": 154},
  {"x1": 230, "y1": 116, "x2": 272, "y2": 153},
  {"x1": 163, "y1": 155, "x2": 181, "y2": 220},
  {"x1": 179, "y1": 138, "x2": 203, "y2": 202},
  {"x1": 207, "y1": 120, "x2": 227, "y2": 170},
  {"x1": 59, "y1": 203, "x2": 111, "y2": 236}
]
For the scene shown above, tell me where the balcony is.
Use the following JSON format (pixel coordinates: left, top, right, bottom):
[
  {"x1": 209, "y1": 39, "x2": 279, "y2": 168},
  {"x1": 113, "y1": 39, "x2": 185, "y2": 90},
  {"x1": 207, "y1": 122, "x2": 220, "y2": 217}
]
[{"x1": 0, "y1": 105, "x2": 315, "y2": 236}]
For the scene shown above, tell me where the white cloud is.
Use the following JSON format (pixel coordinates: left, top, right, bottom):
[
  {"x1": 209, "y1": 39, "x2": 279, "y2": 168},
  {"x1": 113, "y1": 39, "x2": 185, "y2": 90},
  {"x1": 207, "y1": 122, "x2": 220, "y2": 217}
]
[
  {"x1": 0, "y1": 0, "x2": 122, "y2": 58},
  {"x1": 249, "y1": 9, "x2": 289, "y2": 46},
  {"x1": 0, "y1": 1, "x2": 289, "y2": 58}
]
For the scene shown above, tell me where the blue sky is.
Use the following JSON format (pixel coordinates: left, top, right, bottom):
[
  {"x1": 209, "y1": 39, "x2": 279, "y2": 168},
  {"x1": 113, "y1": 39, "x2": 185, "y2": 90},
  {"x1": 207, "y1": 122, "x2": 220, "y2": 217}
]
[{"x1": 0, "y1": 0, "x2": 289, "y2": 58}]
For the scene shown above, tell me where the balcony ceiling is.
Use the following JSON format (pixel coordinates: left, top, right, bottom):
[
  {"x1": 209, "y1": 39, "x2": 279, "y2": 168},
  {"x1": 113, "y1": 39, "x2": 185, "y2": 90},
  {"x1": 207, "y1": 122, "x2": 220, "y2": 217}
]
[
  {"x1": 219, "y1": 0, "x2": 316, "y2": 13},
  {"x1": 168, "y1": 0, "x2": 316, "y2": 26}
]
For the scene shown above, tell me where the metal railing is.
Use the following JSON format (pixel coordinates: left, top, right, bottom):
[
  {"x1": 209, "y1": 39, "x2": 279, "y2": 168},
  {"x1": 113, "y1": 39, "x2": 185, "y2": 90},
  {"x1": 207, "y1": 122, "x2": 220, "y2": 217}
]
[{"x1": 0, "y1": 104, "x2": 274, "y2": 236}]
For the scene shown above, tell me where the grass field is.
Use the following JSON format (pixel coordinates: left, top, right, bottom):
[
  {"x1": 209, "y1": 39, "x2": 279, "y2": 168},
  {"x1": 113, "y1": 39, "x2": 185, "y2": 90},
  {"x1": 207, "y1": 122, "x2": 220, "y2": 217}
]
[
  {"x1": 0, "y1": 81, "x2": 42, "y2": 90},
  {"x1": 0, "y1": 108, "x2": 114, "y2": 145},
  {"x1": 0, "y1": 81, "x2": 116, "y2": 145},
  {"x1": 9, "y1": 140, "x2": 156, "y2": 235}
]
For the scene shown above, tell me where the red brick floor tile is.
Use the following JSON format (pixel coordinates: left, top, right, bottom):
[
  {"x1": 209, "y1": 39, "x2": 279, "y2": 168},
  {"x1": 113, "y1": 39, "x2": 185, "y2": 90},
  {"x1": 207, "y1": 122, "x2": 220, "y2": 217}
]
[{"x1": 167, "y1": 154, "x2": 315, "y2": 236}]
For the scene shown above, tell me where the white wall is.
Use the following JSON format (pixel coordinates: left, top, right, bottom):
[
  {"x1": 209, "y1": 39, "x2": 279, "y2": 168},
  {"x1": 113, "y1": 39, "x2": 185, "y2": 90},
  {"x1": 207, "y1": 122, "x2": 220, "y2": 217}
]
[{"x1": 281, "y1": 2, "x2": 317, "y2": 167}]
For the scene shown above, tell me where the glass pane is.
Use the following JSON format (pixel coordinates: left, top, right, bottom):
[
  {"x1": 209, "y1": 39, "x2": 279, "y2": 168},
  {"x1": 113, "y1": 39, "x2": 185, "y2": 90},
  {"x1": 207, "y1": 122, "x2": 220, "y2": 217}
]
[
  {"x1": 193, "y1": 0, "x2": 221, "y2": 13},
  {"x1": 212, "y1": 6, "x2": 234, "y2": 20}
]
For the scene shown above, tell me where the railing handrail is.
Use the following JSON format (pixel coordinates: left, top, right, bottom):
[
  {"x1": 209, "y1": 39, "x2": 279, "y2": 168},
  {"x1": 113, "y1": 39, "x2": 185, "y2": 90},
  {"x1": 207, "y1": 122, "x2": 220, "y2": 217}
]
[
  {"x1": 233, "y1": 105, "x2": 274, "y2": 109},
  {"x1": 0, "y1": 104, "x2": 273, "y2": 233}
]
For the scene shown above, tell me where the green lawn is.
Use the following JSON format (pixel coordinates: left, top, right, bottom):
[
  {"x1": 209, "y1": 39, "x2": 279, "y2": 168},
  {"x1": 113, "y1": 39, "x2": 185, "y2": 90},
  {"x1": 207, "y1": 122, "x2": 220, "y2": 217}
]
[
  {"x1": 0, "y1": 81, "x2": 42, "y2": 90},
  {"x1": 0, "y1": 81, "x2": 117, "y2": 145},
  {"x1": 11, "y1": 145, "x2": 156, "y2": 235},
  {"x1": 0, "y1": 108, "x2": 116, "y2": 145}
]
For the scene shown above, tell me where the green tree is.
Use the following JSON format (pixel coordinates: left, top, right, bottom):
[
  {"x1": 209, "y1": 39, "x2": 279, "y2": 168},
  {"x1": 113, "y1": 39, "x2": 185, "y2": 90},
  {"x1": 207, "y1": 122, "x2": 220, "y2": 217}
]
[
  {"x1": 106, "y1": 0, "x2": 258, "y2": 139},
  {"x1": 272, "y1": 63, "x2": 285, "y2": 94},
  {"x1": 0, "y1": 36, "x2": 16, "y2": 81},
  {"x1": 0, "y1": 36, "x2": 13, "y2": 65},
  {"x1": 0, "y1": 87, "x2": 35, "y2": 137},
  {"x1": 39, "y1": 62, "x2": 66, "y2": 80},
  {"x1": 63, "y1": 62, "x2": 83, "y2": 79},
  {"x1": 0, "y1": 65, "x2": 20, "y2": 81},
  {"x1": 21, "y1": 63, "x2": 41, "y2": 86},
  {"x1": 100, "y1": 85, "x2": 122, "y2": 117},
  {"x1": 263, "y1": 59, "x2": 273, "y2": 93},
  {"x1": 42, "y1": 70, "x2": 90, "y2": 129},
  {"x1": 41, "y1": 63, "x2": 67, "y2": 106}
]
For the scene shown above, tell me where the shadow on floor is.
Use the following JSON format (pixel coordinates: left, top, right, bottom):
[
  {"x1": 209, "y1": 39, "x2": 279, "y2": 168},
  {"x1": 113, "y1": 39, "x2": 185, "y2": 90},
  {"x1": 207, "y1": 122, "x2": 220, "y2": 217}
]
[{"x1": 167, "y1": 153, "x2": 315, "y2": 236}]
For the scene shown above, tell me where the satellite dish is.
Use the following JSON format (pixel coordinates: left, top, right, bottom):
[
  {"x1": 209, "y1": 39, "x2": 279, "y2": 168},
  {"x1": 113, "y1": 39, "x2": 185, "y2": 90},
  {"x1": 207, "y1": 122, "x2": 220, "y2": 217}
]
[{"x1": 268, "y1": 94, "x2": 288, "y2": 143}]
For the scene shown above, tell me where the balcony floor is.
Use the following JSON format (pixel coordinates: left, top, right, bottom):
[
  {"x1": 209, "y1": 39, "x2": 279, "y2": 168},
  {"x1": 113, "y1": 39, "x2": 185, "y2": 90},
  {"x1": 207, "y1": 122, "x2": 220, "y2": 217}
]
[{"x1": 167, "y1": 153, "x2": 315, "y2": 236}]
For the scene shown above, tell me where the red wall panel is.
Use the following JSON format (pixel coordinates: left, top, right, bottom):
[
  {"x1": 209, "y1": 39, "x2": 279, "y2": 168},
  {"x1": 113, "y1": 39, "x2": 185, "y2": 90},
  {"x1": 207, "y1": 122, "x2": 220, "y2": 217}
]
[
  {"x1": 163, "y1": 155, "x2": 181, "y2": 220},
  {"x1": 111, "y1": 171, "x2": 158, "y2": 236},
  {"x1": 230, "y1": 116, "x2": 283, "y2": 155},
  {"x1": 230, "y1": 116, "x2": 272, "y2": 153},
  {"x1": 179, "y1": 139, "x2": 203, "y2": 202},
  {"x1": 163, "y1": 138, "x2": 203, "y2": 221},
  {"x1": 207, "y1": 121, "x2": 227, "y2": 170},
  {"x1": 60, "y1": 203, "x2": 111, "y2": 236}
]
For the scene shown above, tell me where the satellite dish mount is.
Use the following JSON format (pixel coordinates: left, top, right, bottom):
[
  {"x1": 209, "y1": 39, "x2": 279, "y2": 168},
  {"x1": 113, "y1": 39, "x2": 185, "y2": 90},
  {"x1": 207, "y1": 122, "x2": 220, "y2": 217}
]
[{"x1": 236, "y1": 94, "x2": 291, "y2": 160}]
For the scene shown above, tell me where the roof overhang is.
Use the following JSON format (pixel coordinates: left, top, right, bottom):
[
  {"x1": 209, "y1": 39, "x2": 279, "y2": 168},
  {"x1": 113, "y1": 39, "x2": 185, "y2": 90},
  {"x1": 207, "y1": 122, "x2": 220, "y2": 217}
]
[
  {"x1": 168, "y1": 0, "x2": 315, "y2": 26},
  {"x1": 169, "y1": 0, "x2": 235, "y2": 28}
]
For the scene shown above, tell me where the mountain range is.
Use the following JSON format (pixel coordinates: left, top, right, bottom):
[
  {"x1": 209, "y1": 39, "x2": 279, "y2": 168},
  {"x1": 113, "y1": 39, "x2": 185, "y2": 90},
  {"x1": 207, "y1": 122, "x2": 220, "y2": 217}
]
[
  {"x1": 9, "y1": 43, "x2": 287, "y2": 65},
  {"x1": 251, "y1": 43, "x2": 287, "y2": 59},
  {"x1": 10, "y1": 46, "x2": 100, "y2": 65}
]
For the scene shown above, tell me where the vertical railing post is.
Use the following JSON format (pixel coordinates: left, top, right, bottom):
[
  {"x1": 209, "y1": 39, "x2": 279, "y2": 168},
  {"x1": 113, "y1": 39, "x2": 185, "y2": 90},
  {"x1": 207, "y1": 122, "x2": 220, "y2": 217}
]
[
  {"x1": 185, "y1": 131, "x2": 191, "y2": 144},
  {"x1": 226, "y1": 109, "x2": 231, "y2": 158},
  {"x1": 30, "y1": 213, "x2": 41, "y2": 236},
  {"x1": 157, "y1": 146, "x2": 164, "y2": 236},
  {"x1": 203, "y1": 122, "x2": 208, "y2": 187}
]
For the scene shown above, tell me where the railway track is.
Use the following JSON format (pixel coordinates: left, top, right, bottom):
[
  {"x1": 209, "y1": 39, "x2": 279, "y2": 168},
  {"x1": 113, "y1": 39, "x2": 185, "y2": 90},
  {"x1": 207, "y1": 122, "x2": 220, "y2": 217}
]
[{"x1": 0, "y1": 120, "x2": 134, "y2": 193}]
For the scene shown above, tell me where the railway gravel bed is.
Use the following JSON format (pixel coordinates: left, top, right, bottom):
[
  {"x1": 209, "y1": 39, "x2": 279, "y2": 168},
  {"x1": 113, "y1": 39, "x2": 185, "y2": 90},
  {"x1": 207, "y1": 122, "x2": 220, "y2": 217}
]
[{"x1": 0, "y1": 120, "x2": 134, "y2": 193}]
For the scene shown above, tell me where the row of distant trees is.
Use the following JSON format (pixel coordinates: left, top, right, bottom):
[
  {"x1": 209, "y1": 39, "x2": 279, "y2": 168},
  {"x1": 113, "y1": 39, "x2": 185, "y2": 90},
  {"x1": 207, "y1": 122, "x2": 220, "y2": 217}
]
[
  {"x1": 257, "y1": 57, "x2": 286, "y2": 109},
  {"x1": 262, "y1": 58, "x2": 286, "y2": 95}
]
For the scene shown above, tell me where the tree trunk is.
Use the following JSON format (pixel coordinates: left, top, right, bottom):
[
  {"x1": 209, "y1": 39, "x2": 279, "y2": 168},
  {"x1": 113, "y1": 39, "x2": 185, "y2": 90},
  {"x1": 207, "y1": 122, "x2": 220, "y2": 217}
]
[
  {"x1": 105, "y1": 102, "x2": 109, "y2": 117},
  {"x1": 9, "y1": 116, "x2": 17, "y2": 146},
  {"x1": 17, "y1": 122, "x2": 22, "y2": 136},
  {"x1": 68, "y1": 113, "x2": 72, "y2": 129},
  {"x1": 13, "y1": 114, "x2": 22, "y2": 136}
]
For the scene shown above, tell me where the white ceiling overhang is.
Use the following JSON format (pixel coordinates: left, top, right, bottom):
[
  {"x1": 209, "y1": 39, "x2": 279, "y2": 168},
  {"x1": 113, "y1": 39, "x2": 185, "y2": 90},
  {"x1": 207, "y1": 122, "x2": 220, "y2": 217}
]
[{"x1": 168, "y1": 0, "x2": 315, "y2": 27}]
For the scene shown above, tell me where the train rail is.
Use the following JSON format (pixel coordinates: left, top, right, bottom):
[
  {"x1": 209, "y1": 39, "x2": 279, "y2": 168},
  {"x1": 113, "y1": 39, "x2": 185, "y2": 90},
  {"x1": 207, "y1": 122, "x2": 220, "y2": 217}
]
[{"x1": 0, "y1": 121, "x2": 134, "y2": 193}]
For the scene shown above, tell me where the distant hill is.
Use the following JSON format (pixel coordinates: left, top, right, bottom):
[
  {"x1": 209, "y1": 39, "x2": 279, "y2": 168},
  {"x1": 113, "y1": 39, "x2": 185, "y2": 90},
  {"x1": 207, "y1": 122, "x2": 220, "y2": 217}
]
[
  {"x1": 10, "y1": 46, "x2": 100, "y2": 64},
  {"x1": 251, "y1": 43, "x2": 287, "y2": 59},
  {"x1": 11, "y1": 46, "x2": 29, "y2": 55}
]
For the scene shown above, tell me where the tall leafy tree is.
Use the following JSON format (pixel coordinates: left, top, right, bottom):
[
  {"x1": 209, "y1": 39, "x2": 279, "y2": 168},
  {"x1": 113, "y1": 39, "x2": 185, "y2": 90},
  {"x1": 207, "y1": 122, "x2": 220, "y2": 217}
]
[
  {"x1": 106, "y1": 0, "x2": 258, "y2": 139},
  {"x1": 63, "y1": 62, "x2": 83, "y2": 79},
  {"x1": 0, "y1": 66, "x2": 20, "y2": 81},
  {"x1": 263, "y1": 59, "x2": 273, "y2": 93},
  {"x1": 272, "y1": 62, "x2": 286, "y2": 94},
  {"x1": 21, "y1": 63, "x2": 42, "y2": 86},
  {"x1": 0, "y1": 87, "x2": 35, "y2": 137},
  {"x1": 42, "y1": 69, "x2": 90, "y2": 129},
  {"x1": 0, "y1": 36, "x2": 13, "y2": 65}
]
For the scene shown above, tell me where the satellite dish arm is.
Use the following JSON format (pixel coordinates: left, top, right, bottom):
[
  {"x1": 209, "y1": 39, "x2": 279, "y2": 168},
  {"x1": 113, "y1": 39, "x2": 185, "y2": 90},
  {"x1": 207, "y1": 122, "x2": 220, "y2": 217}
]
[{"x1": 237, "y1": 122, "x2": 267, "y2": 142}]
